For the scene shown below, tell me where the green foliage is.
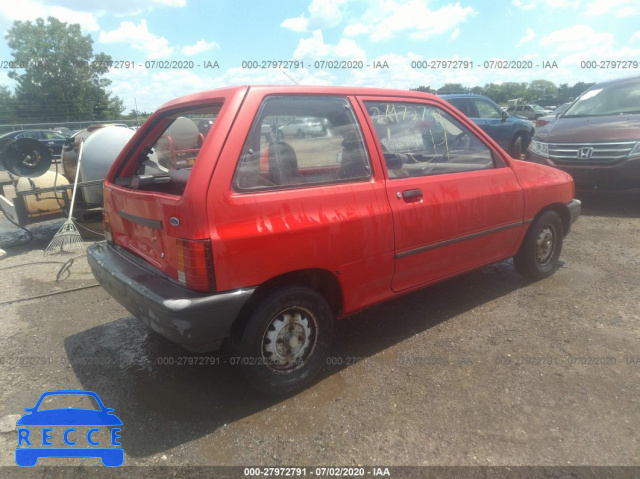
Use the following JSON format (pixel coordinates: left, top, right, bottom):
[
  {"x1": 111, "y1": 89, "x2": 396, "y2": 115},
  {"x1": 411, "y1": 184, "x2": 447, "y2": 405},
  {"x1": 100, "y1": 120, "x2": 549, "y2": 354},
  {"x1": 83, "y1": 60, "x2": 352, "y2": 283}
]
[
  {"x1": 437, "y1": 83, "x2": 466, "y2": 94},
  {"x1": 0, "y1": 85, "x2": 16, "y2": 123},
  {"x1": 410, "y1": 85, "x2": 435, "y2": 93},
  {"x1": 5, "y1": 17, "x2": 125, "y2": 123}
]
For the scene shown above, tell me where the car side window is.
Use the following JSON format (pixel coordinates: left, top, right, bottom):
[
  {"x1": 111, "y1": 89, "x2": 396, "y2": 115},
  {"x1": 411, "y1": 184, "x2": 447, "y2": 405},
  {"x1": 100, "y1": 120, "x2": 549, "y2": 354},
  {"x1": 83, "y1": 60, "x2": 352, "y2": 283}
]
[
  {"x1": 20, "y1": 131, "x2": 41, "y2": 139},
  {"x1": 234, "y1": 96, "x2": 370, "y2": 191},
  {"x1": 473, "y1": 99, "x2": 501, "y2": 119},
  {"x1": 447, "y1": 98, "x2": 476, "y2": 117},
  {"x1": 364, "y1": 101, "x2": 495, "y2": 179}
]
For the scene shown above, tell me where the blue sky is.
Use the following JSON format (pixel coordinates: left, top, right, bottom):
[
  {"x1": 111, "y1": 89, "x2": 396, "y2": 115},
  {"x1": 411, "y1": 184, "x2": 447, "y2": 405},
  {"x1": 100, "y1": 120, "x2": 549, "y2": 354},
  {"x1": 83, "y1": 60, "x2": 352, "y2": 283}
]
[{"x1": 1, "y1": 0, "x2": 639, "y2": 113}]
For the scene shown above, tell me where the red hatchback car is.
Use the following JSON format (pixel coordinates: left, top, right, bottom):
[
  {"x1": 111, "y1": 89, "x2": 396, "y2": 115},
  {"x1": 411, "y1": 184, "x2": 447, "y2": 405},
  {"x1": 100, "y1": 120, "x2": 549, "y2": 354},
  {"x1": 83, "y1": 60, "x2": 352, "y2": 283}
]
[{"x1": 87, "y1": 86, "x2": 580, "y2": 395}]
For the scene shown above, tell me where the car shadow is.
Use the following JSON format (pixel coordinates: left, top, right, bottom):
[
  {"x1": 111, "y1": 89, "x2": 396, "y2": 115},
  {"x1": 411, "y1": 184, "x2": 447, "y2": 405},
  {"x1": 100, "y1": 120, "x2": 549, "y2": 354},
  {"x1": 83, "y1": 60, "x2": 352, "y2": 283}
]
[
  {"x1": 577, "y1": 191, "x2": 640, "y2": 218},
  {"x1": 64, "y1": 260, "x2": 530, "y2": 458}
]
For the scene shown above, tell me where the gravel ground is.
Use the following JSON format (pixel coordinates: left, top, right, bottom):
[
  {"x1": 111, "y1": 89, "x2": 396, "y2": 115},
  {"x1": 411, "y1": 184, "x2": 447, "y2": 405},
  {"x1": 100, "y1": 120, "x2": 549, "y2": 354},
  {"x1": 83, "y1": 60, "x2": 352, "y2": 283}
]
[{"x1": 0, "y1": 192, "x2": 638, "y2": 478}]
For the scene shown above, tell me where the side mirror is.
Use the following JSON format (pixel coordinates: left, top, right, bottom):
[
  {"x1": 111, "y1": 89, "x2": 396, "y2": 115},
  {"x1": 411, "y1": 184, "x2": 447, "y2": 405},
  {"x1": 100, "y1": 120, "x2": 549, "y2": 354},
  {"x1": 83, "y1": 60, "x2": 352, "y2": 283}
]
[{"x1": 501, "y1": 111, "x2": 508, "y2": 121}]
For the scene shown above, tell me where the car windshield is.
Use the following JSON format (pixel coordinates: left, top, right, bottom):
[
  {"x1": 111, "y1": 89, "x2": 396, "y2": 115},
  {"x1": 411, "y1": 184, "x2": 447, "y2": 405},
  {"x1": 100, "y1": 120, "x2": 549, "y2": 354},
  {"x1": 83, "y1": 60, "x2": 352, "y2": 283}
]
[
  {"x1": 554, "y1": 103, "x2": 571, "y2": 116},
  {"x1": 564, "y1": 81, "x2": 640, "y2": 117}
]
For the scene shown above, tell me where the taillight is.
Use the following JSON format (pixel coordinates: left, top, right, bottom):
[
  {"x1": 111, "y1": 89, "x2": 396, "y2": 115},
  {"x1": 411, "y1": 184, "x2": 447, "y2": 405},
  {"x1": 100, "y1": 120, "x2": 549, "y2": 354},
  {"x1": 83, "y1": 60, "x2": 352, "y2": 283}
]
[
  {"x1": 103, "y1": 211, "x2": 113, "y2": 243},
  {"x1": 176, "y1": 238, "x2": 215, "y2": 292}
]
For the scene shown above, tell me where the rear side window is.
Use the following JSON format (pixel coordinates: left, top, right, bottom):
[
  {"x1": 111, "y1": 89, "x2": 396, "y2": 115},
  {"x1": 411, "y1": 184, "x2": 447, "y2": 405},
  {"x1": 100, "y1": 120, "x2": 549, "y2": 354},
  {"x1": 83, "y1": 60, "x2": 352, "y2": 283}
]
[
  {"x1": 233, "y1": 96, "x2": 370, "y2": 191},
  {"x1": 364, "y1": 101, "x2": 495, "y2": 178}
]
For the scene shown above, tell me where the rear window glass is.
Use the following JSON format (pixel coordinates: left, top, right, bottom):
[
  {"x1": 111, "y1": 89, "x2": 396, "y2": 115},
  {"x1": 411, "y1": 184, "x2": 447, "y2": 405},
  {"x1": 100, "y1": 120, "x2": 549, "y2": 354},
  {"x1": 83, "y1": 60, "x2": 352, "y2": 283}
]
[{"x1": 115, "y1": 103, "x2": 222, "y2": 195}]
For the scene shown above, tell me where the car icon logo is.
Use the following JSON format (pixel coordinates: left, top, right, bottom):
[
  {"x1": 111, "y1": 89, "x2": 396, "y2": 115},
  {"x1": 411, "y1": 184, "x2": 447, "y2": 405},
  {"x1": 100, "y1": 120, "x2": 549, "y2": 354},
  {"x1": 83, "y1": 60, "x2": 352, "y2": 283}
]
[{"x1": 15, "y1": 390, "x2": 123, "y2": 467}]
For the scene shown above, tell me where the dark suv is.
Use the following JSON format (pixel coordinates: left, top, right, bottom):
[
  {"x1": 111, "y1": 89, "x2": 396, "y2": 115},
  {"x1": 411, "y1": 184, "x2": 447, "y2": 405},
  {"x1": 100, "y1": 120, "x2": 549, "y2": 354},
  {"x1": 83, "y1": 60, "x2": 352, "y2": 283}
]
[
  {"x1": 440, "y1": 94, "x2": 534, "y2": 158},
  {"x1": 525, "y1": 75, "x2": 640, "y2": 191}
]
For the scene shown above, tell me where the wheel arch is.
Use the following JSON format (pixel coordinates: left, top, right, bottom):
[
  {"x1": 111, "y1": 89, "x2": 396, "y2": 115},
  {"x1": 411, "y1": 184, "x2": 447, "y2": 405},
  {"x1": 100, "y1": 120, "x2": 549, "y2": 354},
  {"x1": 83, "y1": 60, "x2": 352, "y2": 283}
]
[
  {"x1": 510, "y1": 127, "x2": 533, "y2": 149},
  {"x1": 229, "y1": 268, "x2": 343, "y2": 344},
  {"x1": 531, "y1": 202, "x2": 571, "y2": 236}
]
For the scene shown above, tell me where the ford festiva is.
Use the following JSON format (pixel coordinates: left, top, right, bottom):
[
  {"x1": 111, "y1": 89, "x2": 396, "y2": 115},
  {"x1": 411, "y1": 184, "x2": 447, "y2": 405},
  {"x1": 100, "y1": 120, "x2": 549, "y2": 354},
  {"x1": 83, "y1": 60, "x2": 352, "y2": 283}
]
[
  {"x1": 87, "y1": 86, "x2": 580, "y2": 395},
  {"x1": 526, "y1": 75, "x2": 640, "y2": 191},
  {"x1": 440, "y1": 94, "x2": 535, "y2": 158}
]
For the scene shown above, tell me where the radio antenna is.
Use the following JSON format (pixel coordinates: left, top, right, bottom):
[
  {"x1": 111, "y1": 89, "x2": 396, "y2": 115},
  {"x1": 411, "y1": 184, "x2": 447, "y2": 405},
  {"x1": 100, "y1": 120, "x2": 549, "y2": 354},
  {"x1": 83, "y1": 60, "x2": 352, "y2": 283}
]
[{"x1": 283, "y1": 71, "x2": 298, "y2": 85}]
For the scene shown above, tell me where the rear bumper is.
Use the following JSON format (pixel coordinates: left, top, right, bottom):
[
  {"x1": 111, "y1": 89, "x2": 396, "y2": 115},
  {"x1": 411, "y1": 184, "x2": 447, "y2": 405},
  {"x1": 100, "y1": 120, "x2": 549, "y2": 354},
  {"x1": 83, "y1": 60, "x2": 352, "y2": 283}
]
[
  {"x1": 525, "y1": 152, "x2": 640, "y2": 191},
  {"x1": 87, "y1": 242, "x2": 255, "y2": 352}
]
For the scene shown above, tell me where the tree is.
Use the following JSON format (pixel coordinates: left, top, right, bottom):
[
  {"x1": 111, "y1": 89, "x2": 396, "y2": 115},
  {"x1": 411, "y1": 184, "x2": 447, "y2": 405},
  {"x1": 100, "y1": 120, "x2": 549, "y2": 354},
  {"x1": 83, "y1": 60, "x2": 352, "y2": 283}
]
[
  {"x1": 437, "y1": 83, "x2": 466, "y2": 94},
  {"x1": 528, "y1": 79, "x2": 557, "y2": 101},
  {"x1": 410, "y1": 86, "x2": 435, "y2": 93},
  {"x1": 5, "y1": 17, "x2": 124, "y2": 123},
  {"x1": 0, "y1": 86, "x2": 16, "y2": 123}
]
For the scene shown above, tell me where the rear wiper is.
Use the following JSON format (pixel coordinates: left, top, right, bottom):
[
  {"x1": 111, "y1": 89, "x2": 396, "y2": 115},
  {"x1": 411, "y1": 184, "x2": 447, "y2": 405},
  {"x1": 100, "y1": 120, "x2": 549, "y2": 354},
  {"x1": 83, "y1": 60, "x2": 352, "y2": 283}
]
[{"x1": 115, "y1": 175, "x2": 171, "y2": 188}]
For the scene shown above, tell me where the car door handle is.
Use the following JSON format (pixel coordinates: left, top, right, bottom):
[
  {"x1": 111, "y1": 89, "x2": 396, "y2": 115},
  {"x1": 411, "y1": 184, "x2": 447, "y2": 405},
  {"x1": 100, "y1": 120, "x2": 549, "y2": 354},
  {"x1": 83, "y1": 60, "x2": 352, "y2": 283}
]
[{"x1": 401, "y1": 188, "x2": 423, "y2": 202}]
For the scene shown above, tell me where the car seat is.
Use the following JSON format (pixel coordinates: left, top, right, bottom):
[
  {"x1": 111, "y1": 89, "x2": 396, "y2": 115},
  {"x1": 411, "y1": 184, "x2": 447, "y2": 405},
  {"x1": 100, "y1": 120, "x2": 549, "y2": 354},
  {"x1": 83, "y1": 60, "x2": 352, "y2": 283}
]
[{"x1": 268, "y1": 141, "x2": 300, "y2": 186}]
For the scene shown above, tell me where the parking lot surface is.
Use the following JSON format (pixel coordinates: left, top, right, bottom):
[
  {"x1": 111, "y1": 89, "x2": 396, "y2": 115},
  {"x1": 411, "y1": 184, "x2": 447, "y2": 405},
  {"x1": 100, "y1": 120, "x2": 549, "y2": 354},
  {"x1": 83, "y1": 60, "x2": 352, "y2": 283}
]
[{"x1": 0, "y1": 192, "x2": 638, "y2": 473}]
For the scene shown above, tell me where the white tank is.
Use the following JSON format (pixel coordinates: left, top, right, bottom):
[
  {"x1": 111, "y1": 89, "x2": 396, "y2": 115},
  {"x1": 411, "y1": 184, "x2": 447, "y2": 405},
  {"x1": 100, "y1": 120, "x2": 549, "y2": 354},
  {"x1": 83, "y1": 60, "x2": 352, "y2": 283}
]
[
  {"x1": 17, "y1": 171, "x2": 69, "y2": 217},
  {"x1": 164, "y1": 117, "x2": 199, "y2": 149},
  {"x1": 79, "y1": 127, "x2": 135, "y2": 205}
]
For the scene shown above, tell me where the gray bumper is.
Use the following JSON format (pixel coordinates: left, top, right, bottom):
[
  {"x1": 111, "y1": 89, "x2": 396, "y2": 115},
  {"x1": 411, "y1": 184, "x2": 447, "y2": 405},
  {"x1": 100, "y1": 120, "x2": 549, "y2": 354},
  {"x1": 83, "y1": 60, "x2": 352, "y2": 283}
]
[
  {"x1": 567, "y1": 199, "x2": 581, "y2": 233},
  {"x1": 87, "y1": 242, "x2": 255, "y2": 352}
]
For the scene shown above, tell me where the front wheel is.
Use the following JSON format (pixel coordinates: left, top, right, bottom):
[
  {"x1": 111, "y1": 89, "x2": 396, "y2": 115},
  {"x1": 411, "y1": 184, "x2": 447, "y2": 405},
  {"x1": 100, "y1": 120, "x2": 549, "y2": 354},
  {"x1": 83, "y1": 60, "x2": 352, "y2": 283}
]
[
  {"x1": 231, "y1": 286, "x2": 334, "y2": 396},
  {"x1": 509, "y1": 133, "x2": 529, "y2": 159},
  {"x1": 514, "y1": 210, "x2": 564, "y2": 279}
]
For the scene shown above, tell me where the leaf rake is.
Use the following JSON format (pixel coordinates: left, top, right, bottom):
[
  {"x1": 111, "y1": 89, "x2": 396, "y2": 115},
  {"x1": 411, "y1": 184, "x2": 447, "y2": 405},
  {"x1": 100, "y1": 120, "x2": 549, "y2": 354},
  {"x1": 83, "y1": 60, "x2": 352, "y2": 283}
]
[{"x1": 44, "y1": 140, "x2": 85, "y2": 256}]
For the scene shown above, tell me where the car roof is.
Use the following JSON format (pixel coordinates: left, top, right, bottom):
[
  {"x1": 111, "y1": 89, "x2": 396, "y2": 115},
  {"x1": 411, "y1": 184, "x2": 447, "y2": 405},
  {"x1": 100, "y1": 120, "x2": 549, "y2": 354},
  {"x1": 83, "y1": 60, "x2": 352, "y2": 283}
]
[
  {"x1": 589, "y1": 74, "x2": 640, "y2": 89},
  {"x1": 439, "y1": 93, "x2": 491, "y2": 100},
  {"x1": 158, "y1": 85, "x2": 439, "y2": 111}
]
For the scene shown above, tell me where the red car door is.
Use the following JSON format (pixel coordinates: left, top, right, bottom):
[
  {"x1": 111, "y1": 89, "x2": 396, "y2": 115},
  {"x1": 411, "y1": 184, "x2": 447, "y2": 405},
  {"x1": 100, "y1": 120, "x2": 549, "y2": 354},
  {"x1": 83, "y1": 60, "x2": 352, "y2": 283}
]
[{"x1": 357, "y1": 97, "x2": 525, "y2": 292}]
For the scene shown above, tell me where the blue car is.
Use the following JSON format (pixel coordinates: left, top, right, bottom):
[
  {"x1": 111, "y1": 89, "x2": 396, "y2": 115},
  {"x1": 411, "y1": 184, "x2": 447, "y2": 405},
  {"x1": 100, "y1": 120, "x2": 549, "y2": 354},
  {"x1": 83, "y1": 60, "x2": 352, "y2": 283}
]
[
  {"x1": 15, "y1": 390, "x2": 123, "y2": 467},
  {"x1": 440, "y1": 94, "x2": 535, "y2": 158}
]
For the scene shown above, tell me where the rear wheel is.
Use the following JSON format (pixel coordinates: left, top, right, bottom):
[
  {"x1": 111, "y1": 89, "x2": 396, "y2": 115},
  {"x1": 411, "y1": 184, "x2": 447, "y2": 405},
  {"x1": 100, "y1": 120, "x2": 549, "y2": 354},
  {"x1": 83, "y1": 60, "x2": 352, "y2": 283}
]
[
  {"x1": 514, "y1": 210, "x2": 564, "y2": 279},
  {"x1": 231, "y1": 286, "x2": 334, "y2": 396}
]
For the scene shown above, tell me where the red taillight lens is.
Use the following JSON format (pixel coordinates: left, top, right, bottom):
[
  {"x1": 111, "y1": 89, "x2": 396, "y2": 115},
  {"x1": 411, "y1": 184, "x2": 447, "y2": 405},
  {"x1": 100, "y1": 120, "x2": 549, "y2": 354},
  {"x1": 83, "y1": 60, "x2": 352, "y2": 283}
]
[{"x1": 176, "y1": 238, "x2": 215, "y2": 292}]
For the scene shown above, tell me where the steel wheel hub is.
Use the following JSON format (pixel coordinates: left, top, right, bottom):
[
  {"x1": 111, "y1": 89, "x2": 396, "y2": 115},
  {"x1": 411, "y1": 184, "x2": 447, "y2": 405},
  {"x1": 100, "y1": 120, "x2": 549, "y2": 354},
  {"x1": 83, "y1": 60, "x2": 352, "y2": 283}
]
[
  {"x1": 536, "y1": 225, "x2": 555, "y2": 265},
  {"x1": 263, "y1": 308, "x2": 315, "y2": 374}
]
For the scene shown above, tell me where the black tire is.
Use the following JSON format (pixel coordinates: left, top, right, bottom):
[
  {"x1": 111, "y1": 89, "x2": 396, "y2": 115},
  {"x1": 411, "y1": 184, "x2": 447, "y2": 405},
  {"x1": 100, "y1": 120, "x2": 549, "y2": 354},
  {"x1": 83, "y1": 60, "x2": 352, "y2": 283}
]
[
  {"x1": 231, "y1": 286, "x2": 334, "y2": 395},
  {"x1": 514, "y1": 210, "x2": 564, "y2": 279},
  {"x1": 509, "y1": 133, "x2": 529, "y2": 159}
]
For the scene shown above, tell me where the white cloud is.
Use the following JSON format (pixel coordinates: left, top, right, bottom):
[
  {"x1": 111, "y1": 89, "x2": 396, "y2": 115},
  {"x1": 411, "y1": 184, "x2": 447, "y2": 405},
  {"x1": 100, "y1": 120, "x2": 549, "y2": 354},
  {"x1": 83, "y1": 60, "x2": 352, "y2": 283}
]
[
  {"x1": 450, "y1": 28, "x2": 459, "y2": 40},
  {"x1": 517, "y1": 28, "x2": 536, "y2": 47},
  {"x1": 292, "y1": 30, "x2": 366, "y2": 60},
  {"x1": 539, "y1": 25, "x2": 612, "y2": 52},
  {"x1": 99, "y1": 19, "x2": 174, "y2": 59},
  {"x1": 631, "y1": 32, "x2": 640, "y2": 43},
  {"x1": 281, "y1": 15, "x2": 309, "y2": 32},
  {"x1": 343, "y1": 1, "x2": 476, "y2": 42},
  {"x1": 181, "y1": 39, "x2": 219, "y2": 56},
  {"x1": 0, "y1": 0, "x2": 100, "y2": 31},
  {"x1": 512, "y1": 0, "x2": 580, "y2": 9},
  {"x1": 583, "y1": 0, "x2": 639, "y2": 17},
  {"x1": 281, "y1": 0, "x2": 352, "y2": 32},
  {"x1": 40, "y1": 0, "x2": 186, "y2": 15}
]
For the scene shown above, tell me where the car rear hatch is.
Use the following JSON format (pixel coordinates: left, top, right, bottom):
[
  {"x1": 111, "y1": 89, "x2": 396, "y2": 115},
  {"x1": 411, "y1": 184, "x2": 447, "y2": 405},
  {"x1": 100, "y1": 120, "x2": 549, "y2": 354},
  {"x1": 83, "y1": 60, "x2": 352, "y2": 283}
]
[{"x1": 101, "y1": 87, "x2": 247, "y2": 292}]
